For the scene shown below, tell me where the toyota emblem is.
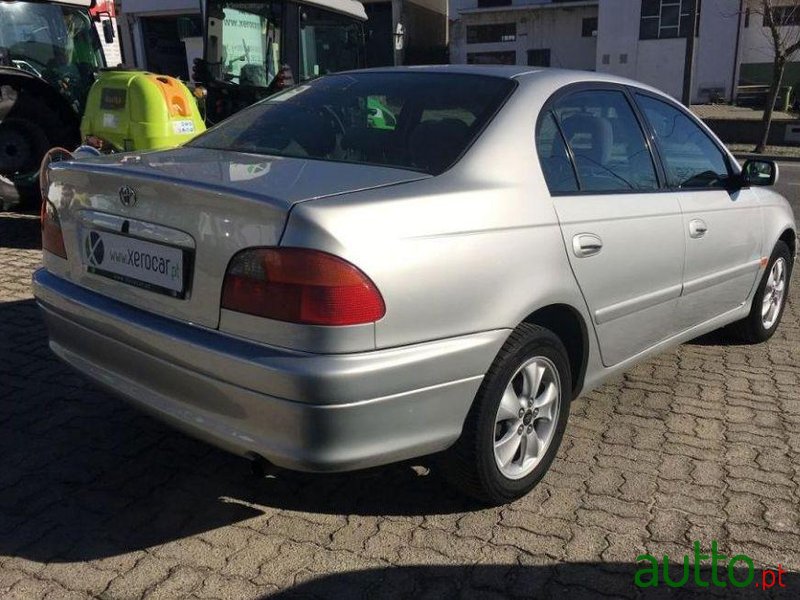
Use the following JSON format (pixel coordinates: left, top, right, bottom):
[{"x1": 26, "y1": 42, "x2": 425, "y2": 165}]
[{"x1": 119, "y1": 185, "x2": 137, "y2": 207}]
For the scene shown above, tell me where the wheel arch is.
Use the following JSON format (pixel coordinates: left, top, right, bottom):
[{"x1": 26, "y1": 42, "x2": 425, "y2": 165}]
[
  {"x1": 522, "y1": 303, "x2": 589, "y2": 399},
  {"x1": 778, "y1": 227, "x2": 796, "y2": 261}
]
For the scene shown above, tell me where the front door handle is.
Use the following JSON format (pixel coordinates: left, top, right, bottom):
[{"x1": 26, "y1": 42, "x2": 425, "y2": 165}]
[
  {"x1": 689, "y1": 219, "x2": 708, "y2": 239},
  {"x1": 572, "y1": 233, "x2": 603, "y2": 258}
]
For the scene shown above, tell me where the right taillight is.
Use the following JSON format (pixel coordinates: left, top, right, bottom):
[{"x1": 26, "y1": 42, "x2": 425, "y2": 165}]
[{"x1": 221, "y1": 248, "x2": 385, "y2": 326}]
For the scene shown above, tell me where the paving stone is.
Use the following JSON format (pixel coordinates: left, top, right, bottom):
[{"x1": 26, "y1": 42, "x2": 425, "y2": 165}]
[{"x1": 1, "y1": 212, "x2": 798, "y2": 598}]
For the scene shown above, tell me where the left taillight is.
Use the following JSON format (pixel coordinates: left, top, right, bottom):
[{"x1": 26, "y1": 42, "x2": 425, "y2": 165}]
[
  {"x1": 41, "y1": 199, "x2": 67, "y2": 259},
  {"x1": 39, "y1": 147, "x2": 73, "y2": 260}
]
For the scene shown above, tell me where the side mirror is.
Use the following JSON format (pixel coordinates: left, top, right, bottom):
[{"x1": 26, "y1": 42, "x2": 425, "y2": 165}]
[
  {"x1": 102, "y1": 19, "x2": 116, "y2": 44},
  {"x1": 741, "y1": 158, "x2": 779, "y2": 187}
]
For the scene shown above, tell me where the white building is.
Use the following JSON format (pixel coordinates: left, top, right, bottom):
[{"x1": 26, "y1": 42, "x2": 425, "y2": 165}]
[
  {"x1": 739, "y1": 1, "x2": 800, "y2": 92},
  {"x1": 450, "y1": 0, "x2": 800, "y2": 104},
  {"x1": 596, "y1": 0, "x2": 742, "y2": 102},
  {"x1": 449, "y1": 0, "x2": 598, "y2": 70}
]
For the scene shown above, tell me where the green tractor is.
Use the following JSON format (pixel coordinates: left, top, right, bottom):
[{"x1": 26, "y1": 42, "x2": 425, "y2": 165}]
[{"x1": 0, "y1": 0, "x2": 114, "y2": 210}]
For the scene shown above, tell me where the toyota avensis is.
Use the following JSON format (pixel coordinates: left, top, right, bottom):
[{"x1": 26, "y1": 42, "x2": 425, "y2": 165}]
[{"x1": 33, "y1": 66, "x2": 796, "y2": 504}]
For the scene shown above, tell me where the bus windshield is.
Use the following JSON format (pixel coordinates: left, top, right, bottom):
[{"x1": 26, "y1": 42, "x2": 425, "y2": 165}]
[
  {"x1": 0, "y1": 2, "x2": 104, "y2": 110},
  {"x1": 204, "y1": 0, "x2": 365, "y2": 89},
  {"x1": 205, "y1": 1, "x2": 284, "y2": 88},
  {"x1": 298, "y1": 5, "x2": 364, "y2": 81}
]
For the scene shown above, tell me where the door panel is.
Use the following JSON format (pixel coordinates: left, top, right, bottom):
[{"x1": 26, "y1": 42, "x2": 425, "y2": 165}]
[
  {"x1": 554, "y1": 194, "x2": 684, "y2": 366},
  {"x1": 632, "y1": 92, "x2": 764, "y2": 329},
  {"x1": 540, "y1": 87, "x2": 685, "y2": 366},
  {"x1": 674, "y1": 188, "x2": 763, "y2": 329}
]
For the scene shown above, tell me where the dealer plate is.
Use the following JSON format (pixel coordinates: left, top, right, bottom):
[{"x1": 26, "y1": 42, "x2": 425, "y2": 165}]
[{"x1": 83, "y1": 229, "x2": 186, "y2": 297}]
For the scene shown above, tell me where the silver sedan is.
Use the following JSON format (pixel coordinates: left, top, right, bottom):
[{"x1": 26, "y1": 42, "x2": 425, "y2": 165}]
[{"x1": 34, "y1": 66, "x2": 796, "y2": 504}]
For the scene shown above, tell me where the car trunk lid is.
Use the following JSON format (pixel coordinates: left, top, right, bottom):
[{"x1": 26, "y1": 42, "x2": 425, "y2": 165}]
[{"x1": 46, "y1": 147, "x2": 429, "y2": 329}]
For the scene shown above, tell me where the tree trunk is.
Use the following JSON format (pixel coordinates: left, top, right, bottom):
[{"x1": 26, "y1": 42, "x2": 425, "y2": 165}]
[{"x1": 756, "y1": 55, "x2": 787, "y2": 153}]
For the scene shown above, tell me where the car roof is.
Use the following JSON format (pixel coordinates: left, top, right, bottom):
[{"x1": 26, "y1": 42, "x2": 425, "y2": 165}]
[
  {"x1": 344, "y1": 65, "x2": 544, "y2": 78},
  {"x1": 337, "y1": 65, "x2": 665, "y2": 96}
]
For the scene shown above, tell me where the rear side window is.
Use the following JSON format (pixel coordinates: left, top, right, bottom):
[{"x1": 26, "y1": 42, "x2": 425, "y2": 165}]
[
  {"x1": 550, "y1": 90, "x2": 659, "y2": 193},
  {"x1": 189, "y1": 72, "x2": 516, "y2": 175},
  {"x1": 635, "y1": 94, "x2": 731, "y2": 189},
  {"x1": 536, "y1": 112, "x2": 578, "y2": 193}
]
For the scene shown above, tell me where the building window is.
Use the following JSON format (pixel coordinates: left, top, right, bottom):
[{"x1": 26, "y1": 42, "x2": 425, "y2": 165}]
[
  {"x1": 640, "y1": 0, "x2": 701, "y2": 40},
  {"x1": 765, "y1": 5, "x2": 800, "y2": 27},
  {"x1": 602, "y1": 53, "x2": 610, "y2": 65},
  {"x1": 620, "y1": 53, "x2": 628, "y2": 64},
  {"x1": 582, "y1": 17, "x2": 598, "y2": 37},
  {"x1": 467, "y1": 51, "x2": 516, "y2": 65},
  {"x1": 477, "y1": 0, "x2": 512, "y2": 7},
  {"x1": 527, "y1": 48, "x2": 551, "y2": 67},
  {"x1": 466, "y1": 23, "x2": 517, "y2": 44}
]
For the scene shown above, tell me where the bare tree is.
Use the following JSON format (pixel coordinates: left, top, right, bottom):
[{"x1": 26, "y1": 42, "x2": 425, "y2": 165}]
[{"x1": 749, "y1": 0, "x2": 800, "y2": 152}]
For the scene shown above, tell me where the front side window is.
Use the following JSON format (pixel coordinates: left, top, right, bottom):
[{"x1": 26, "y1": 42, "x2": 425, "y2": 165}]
[
  {"x1": 635, "y1": 93, "x2": 730, "y2": 189},
  {"x1": 299, "y1": 6, "x2": 364, "y2": 81},
  {"x1": 551, "y1": 90, "x2": 659, "y2": 192},
  {"x1": 190, "y1": 72, "x2": 516, "y2": 175}
]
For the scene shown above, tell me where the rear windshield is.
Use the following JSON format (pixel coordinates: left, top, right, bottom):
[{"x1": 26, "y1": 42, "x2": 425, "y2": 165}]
[{"x1": 189, "y1": 72, "x2": 516, "y2": 175}]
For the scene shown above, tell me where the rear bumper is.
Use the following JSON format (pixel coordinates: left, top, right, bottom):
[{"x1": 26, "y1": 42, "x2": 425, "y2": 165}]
[{"x1": 32, "y1": 269, "x2": 507, "y2": 472}]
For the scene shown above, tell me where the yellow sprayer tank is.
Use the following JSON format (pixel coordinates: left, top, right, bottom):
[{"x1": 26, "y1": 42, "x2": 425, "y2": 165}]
[{"x1": 81, "y1": 70, "x2": 205, "y2": 152}]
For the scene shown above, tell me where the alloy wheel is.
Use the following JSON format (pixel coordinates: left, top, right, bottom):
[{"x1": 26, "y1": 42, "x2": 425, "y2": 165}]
[
  {"x1": 762, "y1": 257, "x2": 787, "y2": 330},
  {"x1": 493, "y1": 356, "x2": 561, "y2": 480}
]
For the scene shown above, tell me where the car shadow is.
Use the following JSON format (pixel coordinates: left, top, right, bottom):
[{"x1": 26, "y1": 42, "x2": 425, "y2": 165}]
[
  {"x1": 0, "y1": 299, "x2": 480, "y2": 565},
  {"x1": 686, "y1": 328, "x2": 738, "y2": 346},
  {"x1": 0, "y1": 212, "x2": 40, "y2": 250},
  {"x1": 261, "y1": 564, "x2": 799, "y2": 599}
]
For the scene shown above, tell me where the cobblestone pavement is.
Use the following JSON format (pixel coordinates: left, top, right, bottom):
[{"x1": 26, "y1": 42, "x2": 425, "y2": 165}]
[{"x1": 1, "y1": 211, "x2": 799, "y2": 600}]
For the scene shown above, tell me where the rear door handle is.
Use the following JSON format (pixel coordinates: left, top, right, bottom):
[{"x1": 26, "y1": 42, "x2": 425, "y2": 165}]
[
  {"x1": 572, "y1": 233, "x2": 603, "y2": 258},
  {"x1": 689, "y1": 219, "x2": 708, "y2": 239}
]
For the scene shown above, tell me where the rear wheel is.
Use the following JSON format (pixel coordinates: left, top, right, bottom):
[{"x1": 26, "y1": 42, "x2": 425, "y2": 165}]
[
  {"x1": 440, "y1": 323, "x2": 571, "y2": 505},
  {"x1": 730, "y1": 241, "x2": 792, "y2": 343}
]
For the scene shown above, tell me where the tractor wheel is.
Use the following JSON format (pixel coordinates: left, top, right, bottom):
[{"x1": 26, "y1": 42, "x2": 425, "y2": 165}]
[{"x1": 0, "y1": 117, "x2": 51, "y2": 212}]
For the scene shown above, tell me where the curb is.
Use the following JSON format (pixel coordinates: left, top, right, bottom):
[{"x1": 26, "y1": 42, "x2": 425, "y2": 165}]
[{"x1": 733, "y1": 152, "x2": 800, "y2": 163}]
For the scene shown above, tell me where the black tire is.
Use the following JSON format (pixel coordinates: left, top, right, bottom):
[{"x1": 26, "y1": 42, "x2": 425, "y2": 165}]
[
  {"x1": 729, "y1": 240, "x2": 793, "y2": 344},
  {"x1": 0, "y1": 87, "x2": 72, "y2": 212},
  {"x1": 440, "y1": 323, "x2": 572, "y2": 505},
  {"x1": 0, "y1": 117, "x2": 51, "y2": 211}
]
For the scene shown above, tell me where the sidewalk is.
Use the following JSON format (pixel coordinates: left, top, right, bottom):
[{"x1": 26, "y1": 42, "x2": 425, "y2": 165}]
[
  {"x1": 727, "y1": 143, "x2": 800, "y2": 162},
  {"x1": 692, "y1": 104, "x2": 797, "y2": 122}
]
